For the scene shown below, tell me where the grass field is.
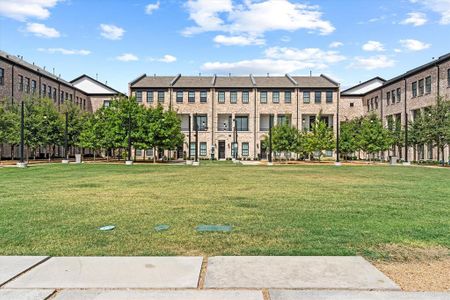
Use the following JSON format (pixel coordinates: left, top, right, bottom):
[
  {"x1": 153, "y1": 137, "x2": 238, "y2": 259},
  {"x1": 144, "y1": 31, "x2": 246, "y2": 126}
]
[{"x1": 0, "y1": 162, "x2": 449, "y2": 259}]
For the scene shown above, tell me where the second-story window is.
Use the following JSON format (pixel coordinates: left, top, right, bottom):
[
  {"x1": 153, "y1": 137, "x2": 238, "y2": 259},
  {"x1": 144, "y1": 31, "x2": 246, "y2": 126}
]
[
  {"x1": 260, "y1": 91, "x2": 267, "y2": 103},
  {"x1": 326, "y1": 91, "x2": 333, "y2": 103},
  {"x1": 158, "y1": 91, "x2": 165, "y2": 103},
  {"x1": 48, "y1": 85, "x2": 52, "y2": 98},
  {"x1": 386, "y1": 91, "x2": 391, "y2": 105},
  {"x1": 314, "y1": 91, "x2": 321, "y2": 104},
  {"x1": 31, "y1": 80, "x2": 36, "y2": 94},
  {"x1": 284, "y1": 91, "x2": 291, "y2": 103},
  {"x1": 0, "y1": 68, "x2": 4, "y2": 85},
  {"x1": 53, "y1": 88, "x2": 56, "y2": 101},
  {"x1": 188, "y1": 91, "x2": 195, "y2": 103},
  {"x1": 42, "y1": 84, "x2": 46, "y2": 96},
  {"x1": 25, "y1": 77, "x2": 30, "y2": 93},
  {"x1": 235, "y1": 116, "x2": 249, "y2": 131},
  {"x1": 242, "y1": 91, "x2": 249, "y2": 104},
  {"x1": 396, "y1": 88, "x2": 401, "y2": 102},
  {"x1": 200, "y1": 91, "x2": 207, "y2": 103},
  {"x1": 303, "y1": 91, "x2": 310, "y2": 103},
  {"x1": 412, "y1": 82, "x2": 417, "y2": 97},
  {"x1": 147, "y1": 90, "x2": 153, "y2": 103},
  {"x1": 19, "y1": 75, "x2": 24, "y2": 91},
  {"x1": 136, "y1": 91, "x2": 142, "y2": 103},
  {"x1": 60, "y1": 91, "x2": 64, "y2": 103},
  {"x1": 425, "y1": 76, "x2": 431, "y2": 94},
  {"x1": 176, "y1": 91, "x2": 183, "y2": 103},
  {"x1": 418, "y1": 79, "x2": 424, "y2": 96},
  {"x1": 218, "y1": 91, "x2": 225, "y2": 103},
  {"x1": 448, "y1": 69, "x2": 450, "y2": 86},
  {"x1": 375, "y1": 96, "x2": 379, "y2": 109},
  {"x1": 230, "y1": 91, "x2": 237, "y2": 104},
  {"x1": 272, "y1": 91, "x2": 280, "y2": 103}
]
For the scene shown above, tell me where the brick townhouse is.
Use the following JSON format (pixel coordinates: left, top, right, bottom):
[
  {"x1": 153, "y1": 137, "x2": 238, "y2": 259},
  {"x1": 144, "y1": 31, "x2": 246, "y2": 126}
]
[
  {"x1": 128, "y1": 73, "x2": 340, "y2": 160},
  {"x1": 0, "y1": 50, "x2": 121, "y2": 158},
  {"x1": 341, "y1": 53, "x2": 450, "y2": 162}
]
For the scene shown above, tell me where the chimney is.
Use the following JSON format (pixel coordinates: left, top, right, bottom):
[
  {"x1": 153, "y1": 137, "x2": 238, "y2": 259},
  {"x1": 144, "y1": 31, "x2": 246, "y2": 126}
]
[
  {"x1": 43, "y1": 66, "x2": 46, "y2": 70},
  {"x1": 96, "y1": 73, "x2": 98, "y2": 80},
  {"x1": 53, "y1": 68, "x2": 55, "y2": 75},
  {"x1": 267, "y1": 73, "x2": 269, "y2": 77},
  {"x1": 105, "y1": 81, "x2": 108, "y2": 85},
  {"x1": 199, "y1": 73, "x2": 201, "y2": 77},
  {"x1": 309, "y1": 70, "x2": 312, "y2": 77},
  {"x1": 154, "y1": 73, "x2": 156, "y2": 77},
  {"x1": 228, "y1": 73, "x2": 231, "y2": 77}
]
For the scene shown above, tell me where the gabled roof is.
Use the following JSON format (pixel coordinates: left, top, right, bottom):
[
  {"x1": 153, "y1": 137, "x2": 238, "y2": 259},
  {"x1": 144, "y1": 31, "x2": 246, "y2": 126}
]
[
  {"x1": 292, "y1": 75, "x2": 339, "y2": 88},
  {"x1": 70, "y1": 74, "x2": 122, "y2": 95},
  {"x1": 131, "y1": 76, "x2": 175, "y2": 88},
  {"x1": 341, "y1": 77, "x2": 386, "y2": 96},
  {"x1": 253, "y1": 76, "x2": 295, "y2": 88},
  {"x1": 214, "y1": 76, "x2": 254, "y2": 88},
  {"x1": 172, "y1": 76, "x2": 213, "y2": 88}
]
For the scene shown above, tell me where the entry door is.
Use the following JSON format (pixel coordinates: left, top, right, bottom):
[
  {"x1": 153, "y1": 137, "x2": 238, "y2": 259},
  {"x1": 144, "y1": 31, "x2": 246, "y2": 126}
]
[
  {"x1": 260, "y1": 140, "x2": 267, "y2": 159},
  {"x1": 218, "y1": 141, "x2": 225, "y2": 159}
]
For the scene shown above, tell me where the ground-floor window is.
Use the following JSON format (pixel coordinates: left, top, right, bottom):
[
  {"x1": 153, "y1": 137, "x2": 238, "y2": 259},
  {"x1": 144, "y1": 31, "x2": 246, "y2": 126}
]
[
  {"x1": 135, "y1": 149, "x2": 142, "y2": 156},
  {"x1": 146, "y1": 149, "x2": 153, "y2": 157},
  {"x1": 231, "y1": 142, "x2": 238, "y2": 158},
  {"x1": 190, "y1": 143, "x2": 196, "y2": 157},
  {"x1": 427, "y1": 144, "x2": 433, "y2": 160},
  {"x1": 200, "y1": 142, "x2": 207, "y2": 156},
  {"x1": 242, "y1": 142, "x2": 249, "y2": 156}
]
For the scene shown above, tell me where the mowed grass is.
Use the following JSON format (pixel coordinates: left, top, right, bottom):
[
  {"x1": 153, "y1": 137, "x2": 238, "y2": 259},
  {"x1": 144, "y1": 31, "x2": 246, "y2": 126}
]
[{"x1": 0, "y1": 162, "x2": 449, "y2": 259}]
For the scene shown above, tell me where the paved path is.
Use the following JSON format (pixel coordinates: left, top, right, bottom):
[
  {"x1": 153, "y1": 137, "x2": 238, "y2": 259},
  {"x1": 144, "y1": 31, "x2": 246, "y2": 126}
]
[{"x1": 0, "y1": 256, "x2": 449, "y2": 300}]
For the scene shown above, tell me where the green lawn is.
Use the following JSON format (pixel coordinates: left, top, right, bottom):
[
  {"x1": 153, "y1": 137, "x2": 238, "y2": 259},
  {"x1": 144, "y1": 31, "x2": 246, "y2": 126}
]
[{"x1": 0, "y1": 162, "x2": 449, "y2": 259}]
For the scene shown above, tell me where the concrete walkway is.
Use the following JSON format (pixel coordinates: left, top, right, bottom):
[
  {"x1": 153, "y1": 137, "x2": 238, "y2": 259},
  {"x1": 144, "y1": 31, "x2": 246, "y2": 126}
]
[{"x1": 0, "y1": 256, "x2": 448, "y2": 300}]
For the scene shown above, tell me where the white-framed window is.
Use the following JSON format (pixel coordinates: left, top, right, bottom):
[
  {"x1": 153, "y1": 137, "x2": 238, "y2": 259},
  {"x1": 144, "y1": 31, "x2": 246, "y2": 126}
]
[
  {"x1": 242, "y1": 91, "x2": 249, "y2": 103},
  {"x1": 158, "y1": 91, "x2": 165, "y2": 103},
  {"x1": 200, "y1": 142, "x2": 207, "y2": 156},
  {"x1": 314, "y1": 91, "x2": 321, "y2": 104},
  {"x1": 136, "y1": 149, "x2": 142, "y2": 156},
  {"x1": 418, "y1": 79, "x2": 424, "y2": 96},
  {"x1": 218, "y1": 91, "x2": 225, "y2": 103},
  {"x1": 136, "y1": 91, "x2": 142, "y2": 102},
  {"x1": 326, "y1": 91, "x2": 333, "y2": 103},
  {"x1": 188, "y1": 91, "x2": 195, "y2": 103},
  {"x1": 200, "y1": 91, "x2": 207, "y2": 103},
  {"x1": 147, "y1": 90, "x2": 153, "y2": 103},
  {"x1": 190, "y1": 142, "x2": 196, "y2": 157},
  {"x1": 242, "y1": 142, "x2": 249, "y2": 156},
  {"x1": 260, "y1": 91, "x2": 267, "y2": 103},
  {"x1": 284, "y1": 91, "x2": 291, "y2": 103},
  {"x1": 272, "y1": 91, "x2": 280, "y2": 103},
  {"x1": 176, "y1": 91, "x2": 183, "y2": 103},
  {"x1": 103, "y1": 100, "x2": 111, "y2": 107},
  {"x1": 303, "y1": 91, "x2": 310, "y2": 103},
  {"x1": 412, "y1": 81, "x2": 417, "y2": 97},
  {"x1": 230, "y1": 91, "x2": 237, "y2": 103}
]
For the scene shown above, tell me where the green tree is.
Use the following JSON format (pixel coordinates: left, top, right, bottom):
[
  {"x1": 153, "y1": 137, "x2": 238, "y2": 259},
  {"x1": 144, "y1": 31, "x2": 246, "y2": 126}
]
[
  {"x1": 408, "y1": 112, "x2": 427, "y2": 161},
  {"x1": 359, "y1": 114, "x2": 392, "y2": 161},
  {"x1": 0, "y1": 101, "x2": 20, "y2": 161},
  {"x1": 425, "y1": 97, "x2": 450, "y2": 164},
  {"x1": 305, "y1": 117, "x2": 335, "y2": 161},
  {"x1": 339, "y1": 118, "x2": 362, "y2": 160},
  {"x1": 271, "y1": 124, "x2": 301, "y2": 161}
]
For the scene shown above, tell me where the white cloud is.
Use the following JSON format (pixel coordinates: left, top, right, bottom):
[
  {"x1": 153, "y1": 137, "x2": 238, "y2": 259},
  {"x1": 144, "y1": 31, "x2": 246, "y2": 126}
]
[
  {"x1": 214, "y1": 34, "x2": 265, "y2": 46},
  {"x1": 400, "y1": 12, "x2": 428, "y2": 26},
  {"x1": 158, "y1": 54, "x2": 177, "y2": 63},
  {"x1": 145, "y1": 1, "x2": 160, "y2": 14},
  {"x1": 147, "y1": 54, "x2": 177, "y2": 63},
  {"x1": 183, "y1": 0, "x2": 334, "y2": 46},
  {"x1": 38, "y1": 48, "x2": 91, "y2": 55},
  {"x1": 100, "y1": 24, "x2": 125, "y2": 40},
  {"x1": 25, "y1": 22, "x2": 60, "y2": 38},
  {"x1": 116, "y1": 53, "x2": 139, "y2": 62},
  {"x1": 399, "y1": 39, "x2": 431, "y2": 51},
  {"x1": 329, "y1": 41, "x2": 343, "y2": 48},
  {"x1": 280, "y1": 36, "x2": 291, "y2": 42},
  {"x1": 349, "y1": 55, "x2": 395, "y2": 70},
  {"x1": 362, "y1": 41, "x2": 385, "y2": 52},
  {"x1": 410, "y1": 0, "x2": 450, "y2": 24},
  {"x1": 201, "y1": 46, "x2": 345, "y2": 74},
  {"x1": 0, "y1": 0, "x2": 60, "y2": 21}
]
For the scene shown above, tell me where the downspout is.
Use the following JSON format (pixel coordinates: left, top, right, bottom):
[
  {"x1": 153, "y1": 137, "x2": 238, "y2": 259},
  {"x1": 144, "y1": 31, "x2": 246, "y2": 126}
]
[{"x1": 404, "y1": 77, "x2": 408, "y2": 162}]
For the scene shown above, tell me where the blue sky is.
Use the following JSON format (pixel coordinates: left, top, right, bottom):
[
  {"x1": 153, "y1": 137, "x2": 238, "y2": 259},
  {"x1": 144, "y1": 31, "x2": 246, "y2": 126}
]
[{"x1": 0, "y1": 0, "x2": 449, "y2": 93}]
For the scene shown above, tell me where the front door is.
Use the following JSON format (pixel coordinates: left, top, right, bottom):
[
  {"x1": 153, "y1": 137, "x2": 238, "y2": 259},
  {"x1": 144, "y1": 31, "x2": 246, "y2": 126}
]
[
  {"x1": 260, "y1": 140, "x2": 267, "y2": 160},
  {"x1": 218, "y1": 141, "x2": 225, "y2": 159}
]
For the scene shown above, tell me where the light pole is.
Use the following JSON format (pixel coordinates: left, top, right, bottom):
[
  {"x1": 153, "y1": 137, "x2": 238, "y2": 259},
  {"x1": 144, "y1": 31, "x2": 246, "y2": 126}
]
[
  {"x1": 127, "y1": 110, "x2": 132, "y2": 162},
  {"x1": 188, "y1": 115, "x2": 192, "y2": 160},
  {"x1": 18, "y1": 101, "x2": 26, "y2": 167},
  {"x1": 268, "y1": 114, "x2": 273, "y2": 163},
  {"x1": 195, "y1": 113, "x2": 198, "y2": 163},
  {"x1": 233, "y1": 118, "x2": 238, "y2": 160}
]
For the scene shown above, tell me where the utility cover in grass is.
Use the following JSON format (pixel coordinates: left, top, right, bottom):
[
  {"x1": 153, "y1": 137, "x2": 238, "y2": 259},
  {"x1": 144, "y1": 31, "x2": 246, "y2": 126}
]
[
  {"x1": 196, "y1": 225, "x2": 232, "y2": 232},
  {"x1": 154, "y1": 224, "x2": 170, "y2": 232},
  {"x1": 98, "y1": 225, "x2": 115, "y2": 231}
]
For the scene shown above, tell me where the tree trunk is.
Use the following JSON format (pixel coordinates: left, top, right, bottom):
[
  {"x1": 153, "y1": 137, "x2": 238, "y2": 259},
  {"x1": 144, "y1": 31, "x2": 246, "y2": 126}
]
[{"x1": 153, "y1": 147, "x2": 156, "y2": 163}]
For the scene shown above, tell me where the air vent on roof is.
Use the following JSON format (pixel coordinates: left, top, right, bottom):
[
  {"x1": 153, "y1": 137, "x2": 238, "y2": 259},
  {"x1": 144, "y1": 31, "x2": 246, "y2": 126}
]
[
  {"x1": 154, "y1": 73, "x2": 156, "y2": 78},
  {"x1": 228, "y1": 73, "x2": 231, "y2": 77},
  {"x1": 199, "y1": 73, "x2": 201, "y2": 77},
  {"x1": 267, "y1": 73, "x2": 269, "y2": 77}
]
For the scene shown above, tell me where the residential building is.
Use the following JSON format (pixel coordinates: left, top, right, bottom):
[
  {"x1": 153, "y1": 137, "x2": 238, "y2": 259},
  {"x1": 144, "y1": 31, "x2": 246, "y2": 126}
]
[
  {"x1": 341, "y1": 52, "x2": 450, "y2": 162},
  {"x1": 129, "y1": 73, "x2": 339, "y2": 160}
]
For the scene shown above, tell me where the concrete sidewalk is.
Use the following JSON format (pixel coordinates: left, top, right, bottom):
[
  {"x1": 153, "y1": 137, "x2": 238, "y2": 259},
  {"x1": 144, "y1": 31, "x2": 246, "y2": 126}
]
[{"x1": 0, "y1": 256, "x2": 448, "y2": 300}]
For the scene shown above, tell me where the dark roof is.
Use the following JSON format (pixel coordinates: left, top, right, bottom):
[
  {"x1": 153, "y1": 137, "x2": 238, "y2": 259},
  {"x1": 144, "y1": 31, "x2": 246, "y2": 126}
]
[
  {"x1": 253, "y1": 76, "x2": 294, "y2": 88},
  {"x1": 172, "y1": 76, "x2": 213, "y2": 88},
  {"x1": 214, "y1": 76, "x2": 254, "y2": 88},
  {"x1": 293, "y1": 75, "x2": 339, "y2": 88},
  {"x1": 70, "y1": 74, "x2": 122, "y2": 95},
  {"x1": 131, "y1": 76, "x2": 175, "y2": 88},
  {"x1": 0, "y1": 50, "x2": 77, "y2": 89}
]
